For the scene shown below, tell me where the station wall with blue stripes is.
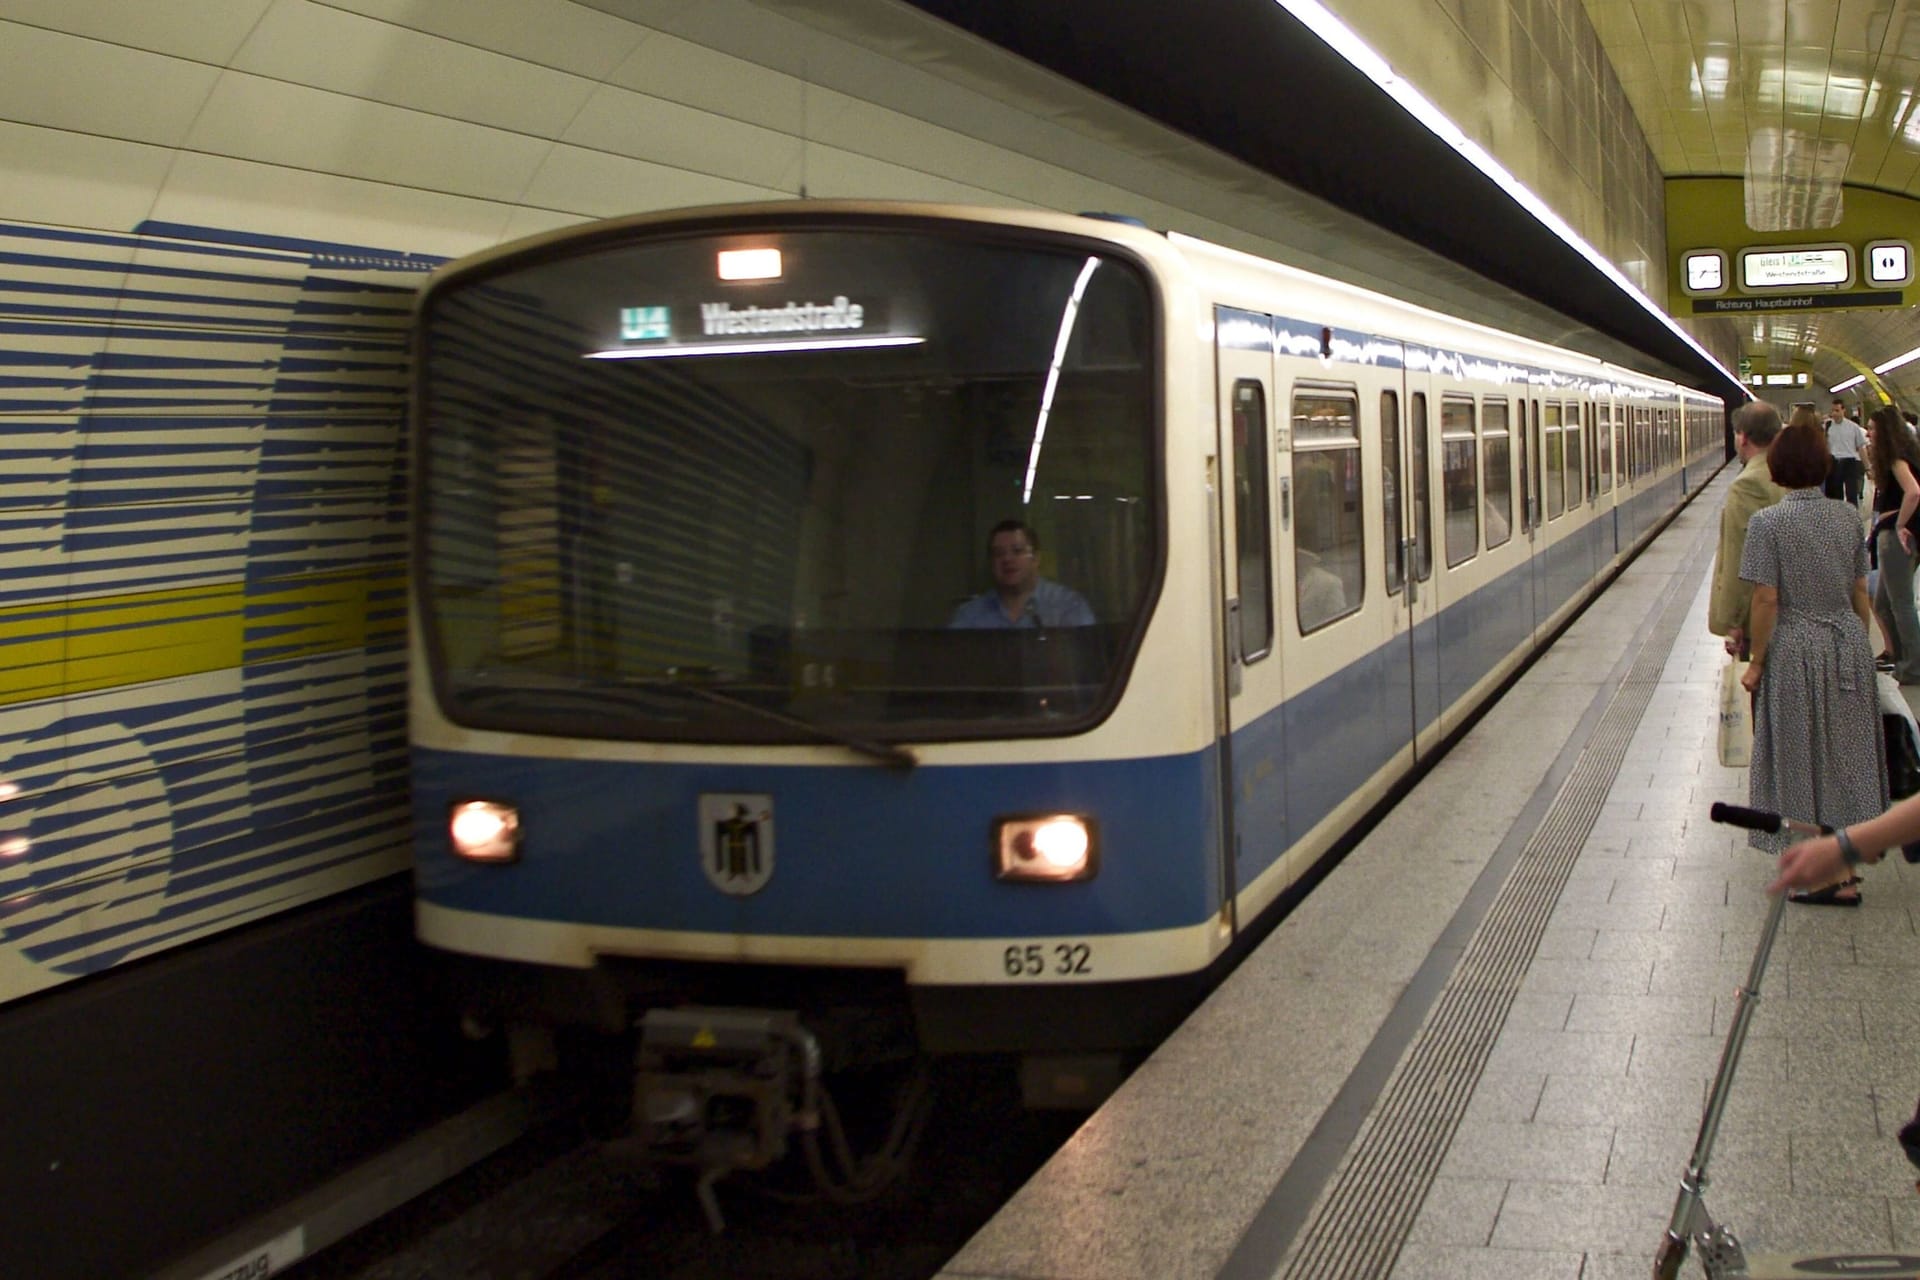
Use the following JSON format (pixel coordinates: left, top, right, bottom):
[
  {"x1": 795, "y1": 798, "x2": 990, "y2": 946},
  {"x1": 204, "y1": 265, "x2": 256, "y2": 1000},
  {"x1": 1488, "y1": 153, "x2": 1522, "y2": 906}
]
[{"x1": 0, "y1": 219, "x2": 438, "y2": 1003}]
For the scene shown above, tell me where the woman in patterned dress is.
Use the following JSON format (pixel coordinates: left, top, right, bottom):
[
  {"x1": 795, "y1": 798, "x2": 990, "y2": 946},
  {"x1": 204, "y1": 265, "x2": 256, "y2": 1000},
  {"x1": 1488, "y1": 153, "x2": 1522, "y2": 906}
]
[{"x1": 1739, "y1": 418, "x2": 1886, "y2": 903}]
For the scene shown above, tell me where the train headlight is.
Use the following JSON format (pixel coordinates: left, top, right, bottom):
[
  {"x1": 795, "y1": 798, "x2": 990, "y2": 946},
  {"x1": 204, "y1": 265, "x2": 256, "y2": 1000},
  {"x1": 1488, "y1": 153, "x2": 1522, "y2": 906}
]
[
  {"x1": 994, "y1": 814, "x2": 1097, "y2": 883},
  {"x1": 449, "y1": 800, "x2": 521, "y2": 864}
]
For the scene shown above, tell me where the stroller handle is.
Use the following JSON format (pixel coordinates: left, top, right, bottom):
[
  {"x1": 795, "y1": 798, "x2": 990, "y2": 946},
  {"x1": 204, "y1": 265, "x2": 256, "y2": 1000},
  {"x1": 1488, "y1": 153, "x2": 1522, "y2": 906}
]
[
  {"x1": 1710, "y1": 803, "x2": 1920, "y2": 859},
  {"x1": 1709, "y1": 802, "x2": 1782, "y2": 832},
  {"x1": 1709, "y1": 803, "x2": 1833, "y2": 838}
]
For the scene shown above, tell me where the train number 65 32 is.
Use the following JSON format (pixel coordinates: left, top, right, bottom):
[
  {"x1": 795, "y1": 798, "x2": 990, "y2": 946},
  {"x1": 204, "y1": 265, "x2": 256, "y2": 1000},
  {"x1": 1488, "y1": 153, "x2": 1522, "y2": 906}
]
[{"x1": 1003, "y1": 942, "x2": 1093, "y2": 977}]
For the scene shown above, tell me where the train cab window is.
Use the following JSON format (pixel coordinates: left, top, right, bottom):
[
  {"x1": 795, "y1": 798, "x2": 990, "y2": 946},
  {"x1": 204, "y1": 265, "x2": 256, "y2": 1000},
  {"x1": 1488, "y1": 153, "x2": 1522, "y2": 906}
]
[
  {"x1": 1232, "y1": 380, "x2": 1274, "y2": 662},
  {"x1": 414, "y1": 225, "x2": 1158, "y2": 743},
  {"x1": 1409, "y1": 392, "x2": 1432, "y2": 583},
  {"x1": 1544, "y1": 402, "x2": 1565, "y2": 520},
  {"x1": 1441, "y1": 396, "x2": 1478, "y2": 567},
  {"x1": 1381, "y1": 390, "x2": 1403, "y2": 595},
  {"x1": 1292, "y1": 390, "x2": 1364, "y2": 633},
  {"x1": 1565, "y1": 404, "x2": 1584, "y2": 507},
  {"x1": 1481, "y1": 399, "x2": 1512, "y2": 548}
]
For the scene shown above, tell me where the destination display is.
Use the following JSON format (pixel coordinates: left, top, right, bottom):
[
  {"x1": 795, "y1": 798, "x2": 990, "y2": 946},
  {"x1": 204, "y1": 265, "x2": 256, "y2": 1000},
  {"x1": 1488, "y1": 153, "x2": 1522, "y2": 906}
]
[
  {"x1": 1739, "y1": 245, "x2": 1851, "y2": 290},
  {"x1": 594, "y1": 294, "x2": 909, "y2": 358}
]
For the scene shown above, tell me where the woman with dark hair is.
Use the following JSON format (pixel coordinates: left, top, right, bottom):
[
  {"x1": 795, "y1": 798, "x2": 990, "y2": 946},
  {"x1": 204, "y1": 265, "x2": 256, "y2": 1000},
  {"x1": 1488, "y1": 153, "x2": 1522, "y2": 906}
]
[
  {"x1": 1739, "y1": 418, "x2": 1887, "y2": 904},
  {"x1": 1868, "y1": 404, "x2": 1920, "y2": 683}
]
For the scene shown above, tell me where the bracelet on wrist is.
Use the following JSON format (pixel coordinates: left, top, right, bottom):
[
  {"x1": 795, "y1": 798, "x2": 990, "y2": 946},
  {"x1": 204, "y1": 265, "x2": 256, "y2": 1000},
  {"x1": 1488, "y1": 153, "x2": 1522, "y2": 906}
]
[{"x1": 1835, "y1": 826, "x2": 1863, "y2": 867}]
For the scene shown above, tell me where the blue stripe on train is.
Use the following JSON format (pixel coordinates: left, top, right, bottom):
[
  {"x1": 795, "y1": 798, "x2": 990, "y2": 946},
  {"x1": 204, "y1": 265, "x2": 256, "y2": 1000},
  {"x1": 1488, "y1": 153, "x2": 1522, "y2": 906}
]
[{"x1": 413, "y1": 746, "x2": 1225, "y2": 938}]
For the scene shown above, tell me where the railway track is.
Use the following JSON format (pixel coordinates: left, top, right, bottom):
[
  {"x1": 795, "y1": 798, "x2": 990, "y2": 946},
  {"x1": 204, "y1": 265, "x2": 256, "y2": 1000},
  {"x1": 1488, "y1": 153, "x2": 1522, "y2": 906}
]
[{"x1": 282, "y1": 1057, "x2": 1082, "y2": 1280}]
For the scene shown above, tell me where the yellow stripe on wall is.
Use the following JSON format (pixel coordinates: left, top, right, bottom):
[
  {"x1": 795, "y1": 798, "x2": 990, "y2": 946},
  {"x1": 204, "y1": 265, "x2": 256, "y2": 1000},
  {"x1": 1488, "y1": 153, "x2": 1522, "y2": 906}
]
[{"x1": 0, "y1": 568, "x2": 401, "y2": 708}]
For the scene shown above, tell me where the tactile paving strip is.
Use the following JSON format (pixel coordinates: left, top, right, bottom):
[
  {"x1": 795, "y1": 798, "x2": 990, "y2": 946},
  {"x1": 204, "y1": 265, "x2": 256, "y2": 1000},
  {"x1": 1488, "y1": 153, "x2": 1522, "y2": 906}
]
[{"x1": 1273, "y1": 516, "x2": 1715, "y2": 1280}]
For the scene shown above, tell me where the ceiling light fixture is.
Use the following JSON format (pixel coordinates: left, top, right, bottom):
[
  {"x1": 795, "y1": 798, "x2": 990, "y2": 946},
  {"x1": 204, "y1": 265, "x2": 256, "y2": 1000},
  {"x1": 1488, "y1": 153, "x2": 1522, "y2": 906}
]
[{"x1": 1873, "y1": 346, "x2": 1920, "y2": 376}]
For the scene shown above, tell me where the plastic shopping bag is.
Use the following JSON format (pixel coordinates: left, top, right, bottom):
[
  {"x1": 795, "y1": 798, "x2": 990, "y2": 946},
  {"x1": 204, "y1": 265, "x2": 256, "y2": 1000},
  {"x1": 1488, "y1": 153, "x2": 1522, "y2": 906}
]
[{"x1": 1717, "y1": 658, "x2": 1752, "y2": 768}]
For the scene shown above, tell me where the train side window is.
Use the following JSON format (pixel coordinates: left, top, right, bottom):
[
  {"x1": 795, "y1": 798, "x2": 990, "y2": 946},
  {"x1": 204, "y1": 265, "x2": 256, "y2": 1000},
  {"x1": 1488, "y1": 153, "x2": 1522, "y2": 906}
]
[
  {"x1": 1516, "y1": 398, "x2": 1531, "y2": 534},
  {"x1": 1598, "y1": 403, "x2": 1614, "y2": 494},
  {"x1": 1231, "y1": 379, "x2": 1274, "y2": 663},
  {"x1": 1565, "y1": 403, "x2": 1584, "y2": 507},
  {"x1": 1544, "y1": 402, "x2": 1565, "y2": 520},
  {"x1": 1594, "y1": 403, "x2": 1604, "y2": 499},
  {"x1": 1481, "y1": 398, "x2": 1512, "y2": 548},
  {"x1": 1381, "y1": 389, "x2": 1403, "y2": 595},
  {"x1": 1587, "y1": 403, "x2": 1600, "y2": 501},
  {"x1": 1409, "y1": 392, "x2": 1432, "y2": 583},
  {"x1": 1292, "y1": 390, "x2": 1364, "y2": 633},
  {"x1": 1441, "y1": 395, "x2": 1478, "y2": 567}
]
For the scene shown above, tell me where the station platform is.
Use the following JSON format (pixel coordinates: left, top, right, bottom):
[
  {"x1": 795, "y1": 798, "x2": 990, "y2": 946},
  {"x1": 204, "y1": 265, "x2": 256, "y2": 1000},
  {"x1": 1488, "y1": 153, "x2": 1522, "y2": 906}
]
[{"x1": 938, "y1": 467, "x2": 1920, "y2": 1280}]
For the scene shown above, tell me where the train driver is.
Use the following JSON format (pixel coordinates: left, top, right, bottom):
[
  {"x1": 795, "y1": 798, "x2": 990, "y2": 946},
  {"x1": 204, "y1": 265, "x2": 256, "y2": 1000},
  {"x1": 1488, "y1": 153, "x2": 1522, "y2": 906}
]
[{"x1": 949, "y1": 519, "x2": 1095, "y2": 629}]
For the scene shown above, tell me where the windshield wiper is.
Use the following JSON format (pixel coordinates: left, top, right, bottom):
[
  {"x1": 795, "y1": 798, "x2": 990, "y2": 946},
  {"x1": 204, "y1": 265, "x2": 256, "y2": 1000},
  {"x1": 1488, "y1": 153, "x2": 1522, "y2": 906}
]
[{"x1": 622, "y1": 677, "x2": 918, "y2": 770}]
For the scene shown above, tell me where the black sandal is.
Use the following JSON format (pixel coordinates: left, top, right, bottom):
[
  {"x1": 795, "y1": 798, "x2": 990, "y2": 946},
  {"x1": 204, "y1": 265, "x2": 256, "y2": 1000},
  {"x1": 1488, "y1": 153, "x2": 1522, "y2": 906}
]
[{"x1": 1787, "y1": 876, "x2": 1863, "y2": 907}]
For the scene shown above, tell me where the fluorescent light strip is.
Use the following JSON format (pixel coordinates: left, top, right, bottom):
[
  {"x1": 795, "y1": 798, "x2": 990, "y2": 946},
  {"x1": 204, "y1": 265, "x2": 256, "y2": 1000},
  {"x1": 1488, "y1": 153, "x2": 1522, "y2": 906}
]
[
  {"x1": 1831, "y1": 374, "x2": 1865, "y2": 392},
  {"x1": 1873, "y1": 345, "x2": 1920, "y2": 375},
  {"x1": 1273, "y1": 0, "x2": 1740, "y2": 386},
  {"x1": 1023, "y1": 256, "x2": 1102, "y2": 506},
  {"x1": 585, "y1": 335, "x2": 923, "y2": 359}
]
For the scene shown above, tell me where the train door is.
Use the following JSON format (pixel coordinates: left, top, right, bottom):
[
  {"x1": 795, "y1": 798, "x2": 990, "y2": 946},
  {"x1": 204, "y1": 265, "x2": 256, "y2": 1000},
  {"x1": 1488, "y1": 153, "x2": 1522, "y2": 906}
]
[
  {"x1": 1394, "y1": 379, "x2": 1443, "y2": 754},
  {"x1": 1213, "y1": 307, "x2": 1288, "y2": 923}
]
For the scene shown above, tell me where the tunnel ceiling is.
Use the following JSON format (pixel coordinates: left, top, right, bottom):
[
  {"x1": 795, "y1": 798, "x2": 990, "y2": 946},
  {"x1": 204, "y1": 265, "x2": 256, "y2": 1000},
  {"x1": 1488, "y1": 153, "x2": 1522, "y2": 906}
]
[{"x1": 902, "y1": 0, "x2": 1920, "y2": 407}]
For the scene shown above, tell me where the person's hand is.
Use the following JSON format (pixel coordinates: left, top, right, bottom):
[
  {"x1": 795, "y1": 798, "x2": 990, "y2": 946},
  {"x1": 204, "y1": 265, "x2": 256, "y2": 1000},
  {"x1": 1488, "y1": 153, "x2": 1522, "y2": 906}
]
[
  {"x1": 1740, "y1": 659, "x2": 1763, "y2": 693},
  {"x1": 1901, "y1": 527, "x2": 1914, "y2": 555},
  {"x1": 1767, "y1": 835, "x2": 1847, "y2": 895},
  {"x1": 1724, "y1": 626, "x2": 1745, "y2": 657}
]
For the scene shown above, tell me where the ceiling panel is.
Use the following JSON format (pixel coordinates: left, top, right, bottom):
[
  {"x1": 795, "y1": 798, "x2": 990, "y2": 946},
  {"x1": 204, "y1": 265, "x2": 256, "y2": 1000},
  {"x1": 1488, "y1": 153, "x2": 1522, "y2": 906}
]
[{"x1": 1582, "y1": 0, "x2": 1920, "y2": 403}]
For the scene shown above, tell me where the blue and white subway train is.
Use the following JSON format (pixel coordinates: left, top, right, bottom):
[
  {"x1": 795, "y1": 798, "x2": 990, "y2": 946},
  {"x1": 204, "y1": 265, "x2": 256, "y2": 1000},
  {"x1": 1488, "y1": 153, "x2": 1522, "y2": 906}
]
[{"x1": 407, "y1": 200, "x2": 1725, "y2": 1135}]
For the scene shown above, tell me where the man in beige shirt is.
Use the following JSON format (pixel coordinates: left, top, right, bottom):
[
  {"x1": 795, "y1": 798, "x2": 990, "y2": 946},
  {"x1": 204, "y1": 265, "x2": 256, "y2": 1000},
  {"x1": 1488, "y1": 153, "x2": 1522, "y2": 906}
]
[{"x1": 1709, "y1": 400, "x2": 1786, "y2": 656}]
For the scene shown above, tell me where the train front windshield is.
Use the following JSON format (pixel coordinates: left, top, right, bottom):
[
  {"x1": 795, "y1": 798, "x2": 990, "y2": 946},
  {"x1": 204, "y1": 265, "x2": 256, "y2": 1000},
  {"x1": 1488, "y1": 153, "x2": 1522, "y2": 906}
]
[{"x1": 414, "y1": 221, "x2": 1159, "y2": 744}]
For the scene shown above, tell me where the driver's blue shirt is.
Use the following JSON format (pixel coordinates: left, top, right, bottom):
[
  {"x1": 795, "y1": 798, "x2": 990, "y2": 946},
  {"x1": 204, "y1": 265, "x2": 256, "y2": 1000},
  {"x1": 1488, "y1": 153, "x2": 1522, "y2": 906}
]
[{"x1": 949, "y1": 579, "x2": 1095, "y2": 629}]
